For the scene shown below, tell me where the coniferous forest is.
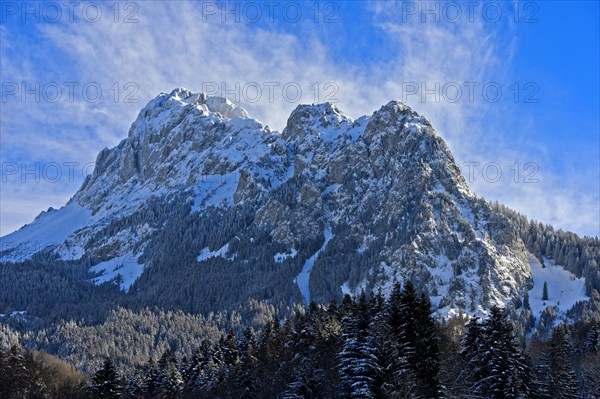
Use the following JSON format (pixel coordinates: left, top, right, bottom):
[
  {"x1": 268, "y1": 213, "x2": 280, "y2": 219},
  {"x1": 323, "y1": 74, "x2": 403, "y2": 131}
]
[{"x1": 1, "y1": 282, "x2": 599, "y2": 398}]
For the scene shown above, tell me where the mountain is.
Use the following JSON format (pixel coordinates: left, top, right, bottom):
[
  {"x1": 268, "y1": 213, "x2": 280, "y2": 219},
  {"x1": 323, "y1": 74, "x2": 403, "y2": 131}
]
[{"x1": 1, "y1": 88, "x2": 598, "y2": 333}]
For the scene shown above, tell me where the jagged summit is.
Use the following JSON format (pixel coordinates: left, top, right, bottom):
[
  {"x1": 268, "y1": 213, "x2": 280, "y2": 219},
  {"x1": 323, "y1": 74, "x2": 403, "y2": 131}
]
[
  {"x1": 170, "y1": 87, "x2": 249, "y2": 119},
  {"x1": 128, "y1": 88, "x2": 250, "y2": 141},
  {"x1": 0, "y1": 90, "x2": 593, "y2": 332},
  {"x1": 166, "y1": 87, "x2": 250, "y2": 119},
  {"x1": 283, "y1": 102, "x2": 352, "y2": 139}
]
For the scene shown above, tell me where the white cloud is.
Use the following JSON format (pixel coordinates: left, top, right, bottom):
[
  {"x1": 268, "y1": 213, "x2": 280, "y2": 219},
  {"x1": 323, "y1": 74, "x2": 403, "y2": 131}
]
[{"x1": 1, "y1": 1, "x2": 597, "y2": 237}]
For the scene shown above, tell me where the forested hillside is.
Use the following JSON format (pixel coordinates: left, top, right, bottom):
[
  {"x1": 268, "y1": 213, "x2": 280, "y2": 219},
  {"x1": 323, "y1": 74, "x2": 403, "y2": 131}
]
[{"x1": 2, "y1": 283, "x2": 599, "y2": 398}]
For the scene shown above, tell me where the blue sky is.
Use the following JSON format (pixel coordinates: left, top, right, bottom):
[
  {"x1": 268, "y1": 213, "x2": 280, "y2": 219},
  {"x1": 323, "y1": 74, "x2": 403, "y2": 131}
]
[{"x1": 1, "y1": 0, "x2": 599, "y2": 237}]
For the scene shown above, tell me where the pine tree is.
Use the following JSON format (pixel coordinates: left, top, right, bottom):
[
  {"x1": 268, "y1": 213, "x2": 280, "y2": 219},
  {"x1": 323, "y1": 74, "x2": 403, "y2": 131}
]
[
  {"x1": 142, "y1": 357, "x2": 159, "y2": 398},
  {"x1": 533, "y1": 349, "x2": 553, "y2": 399},
  {"x1": 469, "y1": 307, "x2": 531, "y2": 399},
  {"x1": 163, "y1": 366, "x2": 184, "y2": 397},
  {"x1": 584, "y1": 323, "x2": 599, "y2": 351},
  {"x1": 9, "y1": 346, "x2": 28, "y2": 388},
  {"x1": 394, "y1": 281, "x2": 442, "y2": 398},
  {"x1": 92, "y1": 357, "x2": 120, "y2": 398},
  {"x1": 185, "y1": 340, "x2": 213, "y2": 393},
  {"x1": 368, "y1": 290, "x2": 392, "y2": 398},
  {"x1": 191, "y1": 341, "x2": 223, "y2": 393},
  {"x1": 542, "y1": 282, "x2": 549, "y2": 301},
  {"x1": 461, "y1": 316, "x2": 484, "y2": 390},
  {"x1": 414, "y1": 292, "x2": 442, "y2": 399},
  {"x1": 382, "y1": 281, "x2": 418, "y2": 398},
  {"x1": 222, "y1": 330, "x2": 240, "y2": 368},
  {"x1": 485, "y1": 307, "x2": 518, "y2": 398},
  {"x1": 283, "y1": 357, "x2": 324, "y2": 399},
  {"x1": 533, "y1": 325, "x2": 580, "y2": 399},
  {"x1": 523, "y1": 291, "x2": 531, "y2": 309},
  {"x1": 205, "y1": 339, "x2": 225, "y2": 390},
  {"x1": 125, "y1": 365, "x2": 144, "y2": 398},
  {"x1": 184, "y1": 349, "x2": 202, "y2": 391},
  {"x1": 514, "y1": 345, "x2": 534, "y2": 399},
  {"x1": 157, "y1": 349, "x2": 183, "y2": 397},
  {"x1": 235, "y1": 326, "x2": 258, "y2": 397},
  {"x1": 338, "y1": 293, "x2": 377, "y2": 398}
]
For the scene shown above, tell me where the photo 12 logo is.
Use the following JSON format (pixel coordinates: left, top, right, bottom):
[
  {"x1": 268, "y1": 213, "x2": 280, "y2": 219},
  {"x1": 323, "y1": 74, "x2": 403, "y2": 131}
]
[
  {"x1": 199, "y1": 1, "x2": 339, "y2": 23},
  {"x1": 1, "y1": 162, "x2": 96, "y2": 184},
  {"x1": 462, "y1": 161, "x2": 539, "y2": 184},
  {"x1": 399, "y1": 82, "x2": 539, "y2": 104},
  {"x1": 201, "y1": 81, "x2": 339, "y2": 104},
  {"x1": 398, "y1": 1, "x2": 539, "y2": 23},
  {"x1": 1, "y1": 82, "x2": 139, "y2": 104},
  {"x1": 0, "y1": 1, "x2": 140, "y2": 23}
]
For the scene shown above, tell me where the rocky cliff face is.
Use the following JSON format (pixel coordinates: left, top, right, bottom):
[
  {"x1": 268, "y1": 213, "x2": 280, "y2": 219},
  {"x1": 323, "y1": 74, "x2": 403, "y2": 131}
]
[{"x1": 1, "y1": 88, "x2": 586, "y2": 325}]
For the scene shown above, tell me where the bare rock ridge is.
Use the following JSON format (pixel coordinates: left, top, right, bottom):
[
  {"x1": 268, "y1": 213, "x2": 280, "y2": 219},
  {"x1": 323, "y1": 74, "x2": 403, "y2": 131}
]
[{"x1": 0, "y1": 88, "x2": 594, "y2": 332}]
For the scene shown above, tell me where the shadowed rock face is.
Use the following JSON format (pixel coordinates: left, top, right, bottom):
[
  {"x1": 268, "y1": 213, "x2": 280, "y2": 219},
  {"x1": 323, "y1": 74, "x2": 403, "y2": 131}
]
[{"x1": 0, "y1": 88, "x2": 533, "y2": 318}]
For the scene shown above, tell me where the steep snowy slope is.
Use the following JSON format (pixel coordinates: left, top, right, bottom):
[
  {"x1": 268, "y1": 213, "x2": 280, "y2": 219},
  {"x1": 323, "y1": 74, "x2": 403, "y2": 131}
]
[
  {"x1": 527, "y1": 254, "x2": 588, "y2": 322},
  {"x1": 1, "y1": 89, "x2": 289, "y2": 289}
]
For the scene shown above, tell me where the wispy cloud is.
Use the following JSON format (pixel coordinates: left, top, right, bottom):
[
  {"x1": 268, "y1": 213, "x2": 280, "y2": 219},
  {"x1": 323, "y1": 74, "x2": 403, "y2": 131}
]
[{"x1": 1, "y1": 1, "x2": 597, "y2": 237}]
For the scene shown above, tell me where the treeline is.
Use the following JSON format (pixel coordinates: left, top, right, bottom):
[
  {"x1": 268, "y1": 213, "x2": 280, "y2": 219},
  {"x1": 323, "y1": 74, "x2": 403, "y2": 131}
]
[
  {"x1": 3, "y1": 302, "x2": 279, "y2": 375},
  {"x1": 3, "y1": 282, "x2": 599, "y2": 398},
  {"x1": 0, "y1": 259, "x2": 124, "y2": 325}
]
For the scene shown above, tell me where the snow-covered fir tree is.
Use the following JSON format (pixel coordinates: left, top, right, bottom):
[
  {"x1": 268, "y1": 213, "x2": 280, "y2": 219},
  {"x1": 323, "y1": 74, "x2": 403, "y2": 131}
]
[
  {"x1": 91, "y1": 357, "x2": 121, "y2": 398},
  {"x1": 338, "y1": 293, "x2": 378, "y2": 398},
  {"x1": 533, "y1": 325, "x2": 580, "y2": 399}
]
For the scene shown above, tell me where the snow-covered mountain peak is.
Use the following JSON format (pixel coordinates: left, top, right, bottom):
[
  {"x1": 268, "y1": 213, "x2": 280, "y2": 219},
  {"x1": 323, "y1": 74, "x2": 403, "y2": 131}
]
[
  {"x1": 128, "y1": 88, "x2": 250, "y2": 142},
  {"x1": 167, "y1": 87, "x2": 249, "y2": 119},
  {"x1": 364, "y1": 100, "x2": 432, "y2": 141},
  {"x1": 75, "y1": 92, "x2": 277, "y2": 216},
  {"x1": 1, "y1": 90, "x2": 594, "y2": 333},
  {"x1": 282, "y1": 102, "x2": 356, "y2": 146}
]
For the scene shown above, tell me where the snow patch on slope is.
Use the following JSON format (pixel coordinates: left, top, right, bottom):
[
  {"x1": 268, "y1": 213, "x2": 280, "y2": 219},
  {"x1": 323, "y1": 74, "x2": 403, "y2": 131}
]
[
  {"x1": 294, "y1": 223, "x2": 333, "y2": 304},
  {"x1": 90, "y1": 252, "x2": 144, "y2": 292},
  {"x1": 197, "y1": 243, "x2": 236, "y2": 261},
  {"x1": 274, "y1": 248, "x2": 297, "y2": 263},
  {"x1": 527, "y1": 253, "x2": 588, "y2": 321}
]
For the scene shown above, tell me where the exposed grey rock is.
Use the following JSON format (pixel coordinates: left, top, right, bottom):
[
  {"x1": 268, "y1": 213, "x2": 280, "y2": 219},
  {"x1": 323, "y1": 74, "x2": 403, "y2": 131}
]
[{"x1": 3, "y1": 88, "x2": 589, "y2": 326}]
